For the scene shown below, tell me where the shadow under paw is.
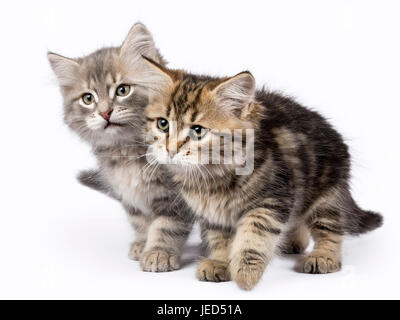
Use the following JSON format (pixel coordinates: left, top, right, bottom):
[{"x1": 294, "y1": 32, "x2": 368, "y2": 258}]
[
  {"x1": 140, "y1": 249, "x2": 180, "y2": 272},
  {"x1": 197, "y1": 258, "x2": 230, "y2": 282}
]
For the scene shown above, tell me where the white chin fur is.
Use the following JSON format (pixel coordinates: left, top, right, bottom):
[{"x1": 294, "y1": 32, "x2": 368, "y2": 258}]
[
  {"x1": 86, "y1": 115, "x2": 107, "y2": 131},
  {"x1": 150, "y1": 145, "x2": 197, "y2": 167}
]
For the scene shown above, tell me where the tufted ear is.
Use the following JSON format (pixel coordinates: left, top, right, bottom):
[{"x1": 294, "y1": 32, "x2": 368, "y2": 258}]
[
  {"x1": 47, "y1": 52, "x2": 80, "y2": 88},
  {"x1": 136, "y1": 55, "x2": 174, "y2": 94},
  {"x1": 120, "y1": 22, "x2": 165, "y2": 67},
  {"x1": 213, "y1": 71, "x2": 256, "y2": 117}
]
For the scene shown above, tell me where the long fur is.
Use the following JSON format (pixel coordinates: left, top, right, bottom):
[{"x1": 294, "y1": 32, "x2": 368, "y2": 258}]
[
  {"x1": 48, "y1": 23, "x2": 194, "y2": 272},
  {"x1": 143, "y1": 66, "x2": 383, "y2": 290}
]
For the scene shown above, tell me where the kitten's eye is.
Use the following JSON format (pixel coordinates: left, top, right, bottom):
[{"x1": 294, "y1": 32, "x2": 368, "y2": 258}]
[
  {"x1": 190, "y1": 125, "x2": 208, "y2": 140},
  {"x1": 116, "y1": 84, "x2": 131, "y2": 97},
  {"x1": 82, "y1": 93, "x2": 94, "y2": 105},
  {"x1": 157, "y1": 118, "x2": 169, "y2": 132}
]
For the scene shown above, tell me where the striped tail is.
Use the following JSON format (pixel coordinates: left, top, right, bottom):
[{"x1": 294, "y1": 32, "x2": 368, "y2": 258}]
[{"x1": 347, "y1": 200, "x2": 383, "y2": 235}]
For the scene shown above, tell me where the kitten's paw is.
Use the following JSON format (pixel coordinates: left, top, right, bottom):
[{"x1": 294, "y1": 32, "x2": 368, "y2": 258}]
[
  {"x1": 302, "y1": 250, "x2": 341, "y2": 274},
  {"x1": 229, "y1": 252, "x2": 266, "y2": 290},
  {"x1": 140, "y1": 249, "x2": 180, "y2": 272},
  {"x1": 128, "y1": 242, "x2": 145, "y2": 261},
  {"x1": 197, "y1": 258, "x2": 230, "y2": 282}
]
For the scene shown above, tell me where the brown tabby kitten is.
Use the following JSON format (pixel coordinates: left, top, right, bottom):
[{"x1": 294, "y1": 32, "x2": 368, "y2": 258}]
[
  {"x1": 48, "y1": 24, "x2": 193, "y2": 272},
  {"x1": 141, "y1": 58, "x2": 383, "y2": 290}
]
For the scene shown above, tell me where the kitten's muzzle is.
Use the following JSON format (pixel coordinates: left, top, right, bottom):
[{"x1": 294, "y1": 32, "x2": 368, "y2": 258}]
[
  {"x1": 99, "y1": 109, "x2": 113, "y2": 121},
  {"x1": 100, "y1": 109, "x2": 122, "y2": 129}
]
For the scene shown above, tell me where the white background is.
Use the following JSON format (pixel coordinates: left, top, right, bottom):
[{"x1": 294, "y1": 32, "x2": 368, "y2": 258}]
[{"x1": 0, "y1": 0, "x2": 399, "y2": 299}]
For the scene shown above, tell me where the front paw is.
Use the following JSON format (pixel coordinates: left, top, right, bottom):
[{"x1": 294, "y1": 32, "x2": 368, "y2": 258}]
[
  {"x1": 128, "y1": 241, "x2": 145, "y2": 261},
  {"x1": 302, "y1": 250, "x2": 341, "y2": 274},
  {"x1": 197, "y1": 258, "x2": 230, "y2": 282},
  {"x1": 140, "y1": 249, "x2": 180, "y2": 272},
  {"x1": 229, "y1": 251, "x2": 266, "y2": 290}
]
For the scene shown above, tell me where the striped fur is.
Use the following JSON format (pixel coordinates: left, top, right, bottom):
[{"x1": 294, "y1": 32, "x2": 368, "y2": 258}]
[
  {"x1": 48, "y1": 24, "x2": 193, "y2": 272},
  {"x1": 197, "y1": 223, "x2": 232, "y2": 282},
  {"x1": 142, "y1": 60, "x2": 383, "y2": 290}
]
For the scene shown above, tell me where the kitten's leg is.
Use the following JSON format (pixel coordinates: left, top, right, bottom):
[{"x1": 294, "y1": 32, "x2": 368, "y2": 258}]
[
  {"x1": 125, "y1": 204, "x2": 151, "y2": 261},
  {"x1": 140, "y1": 215, "x2": 193, "y2": 272},
  {"x1": 197, "y1": 224, "x2": 232, "y2": 282},
  {"x1": 140, "y1": 192, "x2": 193, "y2": 272},
  {"x1": 229, "y1": 207, "x2": 286, "y2": 290},
  {"x1": 302, "y1": 228, "x2": 342, "y2": 274},
  {"x1": 281, "y1": 219, "x2": 310, "y2": 254},
  {"x1": 302, "y1": 206, "x2": 343, "y2": 274}
]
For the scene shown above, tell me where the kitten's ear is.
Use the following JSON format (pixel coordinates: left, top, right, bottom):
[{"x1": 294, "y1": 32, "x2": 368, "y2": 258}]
[
  {"x1": 136, "y1": 55, "x2": 174, "y2": 94},
  {"x1": 213, "y1": 71, "x2": 256, "y2": 117},
  {"x1": 47, "y1": 52, "x2": 80, "y2": 88},
  {"x1": 120, "y1": 23, "x2": 164, "y2": 66}
]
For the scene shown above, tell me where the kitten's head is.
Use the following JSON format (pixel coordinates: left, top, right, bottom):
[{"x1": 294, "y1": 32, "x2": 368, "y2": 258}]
[
  {"x1": 48, "y1": 23, "x2": 165, "y2": 147},
  {"x1": 142, "y1": 58, "x2": 260, "y2": 174}
]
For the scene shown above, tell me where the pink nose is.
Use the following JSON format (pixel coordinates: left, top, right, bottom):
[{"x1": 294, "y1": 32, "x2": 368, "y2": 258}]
[{"x1": 99, "y1": 110, "x2": 113, "y2": 121}]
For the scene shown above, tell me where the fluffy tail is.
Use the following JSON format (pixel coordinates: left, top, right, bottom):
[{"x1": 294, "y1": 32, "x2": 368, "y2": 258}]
[
  {"x1": 346, "y1": 200, "x2": 383, "y2": 235},
  {"x1": 77, "y1": 169, "x2": 120, "y2": 201}
]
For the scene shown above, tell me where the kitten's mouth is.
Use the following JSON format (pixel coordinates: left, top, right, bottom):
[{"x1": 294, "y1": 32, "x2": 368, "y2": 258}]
[{"x1": 104, "y1": 122, "x2": 123, "y2": 130}]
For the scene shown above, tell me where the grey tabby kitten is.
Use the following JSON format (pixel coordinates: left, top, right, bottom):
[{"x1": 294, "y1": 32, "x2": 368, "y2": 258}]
[
  {"x1": 48, "y1": 23, "x2": 193, "y2": 272},
  {"x1": 141, "y1": 59, "x2": 383, "y2": 290}
]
